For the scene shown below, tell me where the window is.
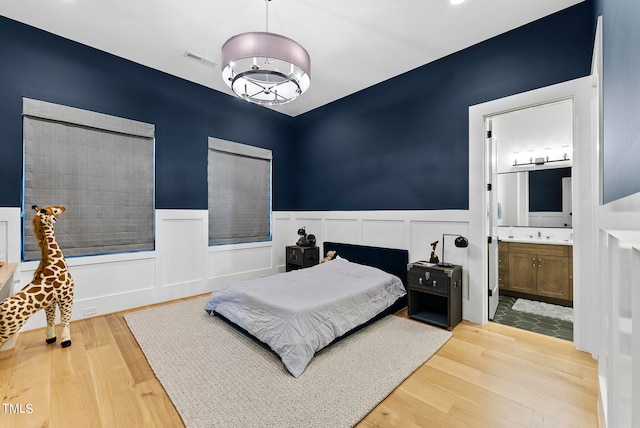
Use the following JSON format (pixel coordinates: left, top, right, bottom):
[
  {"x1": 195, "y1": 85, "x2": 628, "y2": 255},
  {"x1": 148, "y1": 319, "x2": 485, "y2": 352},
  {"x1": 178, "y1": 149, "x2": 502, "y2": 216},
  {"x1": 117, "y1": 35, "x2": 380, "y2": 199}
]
[
  {"x1": 208, "y1": 137, "x2": 271, "y2": 245},
  {"x1": 22, "y1": 98, "x2": 155, "y2": 260}
]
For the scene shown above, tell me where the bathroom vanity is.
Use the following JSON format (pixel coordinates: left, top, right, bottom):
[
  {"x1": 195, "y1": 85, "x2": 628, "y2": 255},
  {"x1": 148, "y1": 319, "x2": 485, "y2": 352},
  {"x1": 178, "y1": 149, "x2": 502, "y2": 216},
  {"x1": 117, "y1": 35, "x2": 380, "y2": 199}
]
[{"x1": 498, "y1": 239, "x2": 572, "y2": 305}]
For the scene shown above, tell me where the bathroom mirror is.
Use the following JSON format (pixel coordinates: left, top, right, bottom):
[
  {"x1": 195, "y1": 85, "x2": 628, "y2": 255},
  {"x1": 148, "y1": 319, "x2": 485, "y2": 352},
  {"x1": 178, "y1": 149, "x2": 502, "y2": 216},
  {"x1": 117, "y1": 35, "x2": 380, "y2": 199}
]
[{"x1": 497, "y1": 167, "x2": 572, "y2": 227}]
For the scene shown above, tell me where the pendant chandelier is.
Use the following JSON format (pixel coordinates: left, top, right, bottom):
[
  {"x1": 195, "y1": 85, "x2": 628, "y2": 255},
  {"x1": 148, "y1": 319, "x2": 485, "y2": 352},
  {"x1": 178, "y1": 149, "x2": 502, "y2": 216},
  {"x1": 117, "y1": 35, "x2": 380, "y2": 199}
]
[{"x1": 221, "y1": 0, "x2": 311, "y2": 106}]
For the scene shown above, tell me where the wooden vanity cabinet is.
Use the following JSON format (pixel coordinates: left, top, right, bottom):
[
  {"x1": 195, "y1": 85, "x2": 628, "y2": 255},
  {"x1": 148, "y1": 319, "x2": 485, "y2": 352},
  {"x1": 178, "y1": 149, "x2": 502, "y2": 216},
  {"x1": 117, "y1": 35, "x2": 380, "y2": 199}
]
[
  {"x1": 498, "y1": 241, "x2": 510, "y2": 291},
  {"x1": 508, "y1": 251, "x2": 539, "y2": 295},
  {"x1": 502, "y1": 241, "x2": 572, "y2": 303}
]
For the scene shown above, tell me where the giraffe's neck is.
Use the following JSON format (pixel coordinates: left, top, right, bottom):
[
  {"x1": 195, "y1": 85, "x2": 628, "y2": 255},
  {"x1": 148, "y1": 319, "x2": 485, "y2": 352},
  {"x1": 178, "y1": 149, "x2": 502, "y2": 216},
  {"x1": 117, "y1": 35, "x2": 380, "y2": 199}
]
[
  {"x1": 34, "y1": 222, "x2": 66, "y2": 279},
  {"x1": 41, "y1": 225, "x2": 63, "y2": 260}
]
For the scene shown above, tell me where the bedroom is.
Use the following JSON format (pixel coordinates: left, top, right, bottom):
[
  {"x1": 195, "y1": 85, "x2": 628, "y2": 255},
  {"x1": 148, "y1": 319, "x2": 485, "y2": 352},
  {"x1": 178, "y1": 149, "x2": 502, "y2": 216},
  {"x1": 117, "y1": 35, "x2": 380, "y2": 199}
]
[{"x1": 1, "y1": 0, "x2": 639, "y2": 426}]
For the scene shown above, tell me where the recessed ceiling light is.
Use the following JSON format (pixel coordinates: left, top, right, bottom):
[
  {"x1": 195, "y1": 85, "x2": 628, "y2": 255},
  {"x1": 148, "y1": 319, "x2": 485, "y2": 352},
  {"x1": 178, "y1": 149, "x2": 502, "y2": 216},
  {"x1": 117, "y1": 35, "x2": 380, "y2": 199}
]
[{"x1": 450, "y1": 0, "x2": 466, "y2": 5}]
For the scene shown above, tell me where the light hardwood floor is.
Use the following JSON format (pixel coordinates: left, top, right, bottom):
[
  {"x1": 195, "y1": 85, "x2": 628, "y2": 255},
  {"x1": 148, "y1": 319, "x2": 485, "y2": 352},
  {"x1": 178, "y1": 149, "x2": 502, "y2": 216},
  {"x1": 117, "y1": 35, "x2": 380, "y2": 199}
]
[{"x1": 0, "y1": 297, "x2": 598, "y2": 428}]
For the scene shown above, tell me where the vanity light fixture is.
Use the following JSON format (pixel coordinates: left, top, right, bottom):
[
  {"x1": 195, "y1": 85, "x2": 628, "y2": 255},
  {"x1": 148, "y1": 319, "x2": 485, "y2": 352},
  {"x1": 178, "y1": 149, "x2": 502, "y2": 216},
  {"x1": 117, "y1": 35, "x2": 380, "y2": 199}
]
[
  {"x1": 221, "y1": 0, "x2": 311, "y2": 106},
  {"x1": 512, "y1": 156, "x2": 570, "y2": 167},
  {"x1": 513, "y1": 143, "x2": 572, "y2": 167}
]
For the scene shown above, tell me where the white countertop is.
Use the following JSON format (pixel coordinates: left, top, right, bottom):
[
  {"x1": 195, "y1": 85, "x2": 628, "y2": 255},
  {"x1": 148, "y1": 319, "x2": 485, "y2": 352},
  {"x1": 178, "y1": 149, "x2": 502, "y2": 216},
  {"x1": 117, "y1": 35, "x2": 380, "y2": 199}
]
[{"x1": 498, "y1": 237, "x2": 573, "y2": 246}]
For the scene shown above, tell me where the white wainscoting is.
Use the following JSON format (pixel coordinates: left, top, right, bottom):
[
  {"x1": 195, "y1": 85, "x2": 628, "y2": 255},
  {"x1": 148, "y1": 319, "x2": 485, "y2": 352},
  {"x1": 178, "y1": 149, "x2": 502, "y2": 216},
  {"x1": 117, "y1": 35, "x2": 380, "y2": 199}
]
[
  {"x1": 595, "y1": 193, "x2": 640, "y2": 428},
  {"x1": 0, "y1": 208, "x2": 469, "y2": 333},
  {"x1": 17, "y1": 250, "x2": 159, "y2": 331},
  {"x1": 0, "y1": 207, "x2": 21, "y2": 264},
  {"x1": 157, "y1": 211, "x2": 206, "y2": 288},
  {"x1": 276, "y1": 210, "x2": 471, "y2": 312},
  {"x1": 0, "y1": 217, "x2": 6, "y2": 263},
  {"x1": 276, "y1": 210, "x2": 469, "y2": 265}
]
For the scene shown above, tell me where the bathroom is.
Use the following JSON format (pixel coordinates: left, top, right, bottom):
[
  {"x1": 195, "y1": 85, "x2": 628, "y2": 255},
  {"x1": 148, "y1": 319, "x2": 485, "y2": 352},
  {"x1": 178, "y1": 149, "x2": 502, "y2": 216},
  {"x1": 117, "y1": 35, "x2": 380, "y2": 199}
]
[{"x1": 489, "y1": 99, "x2": 574, "y2": 339}]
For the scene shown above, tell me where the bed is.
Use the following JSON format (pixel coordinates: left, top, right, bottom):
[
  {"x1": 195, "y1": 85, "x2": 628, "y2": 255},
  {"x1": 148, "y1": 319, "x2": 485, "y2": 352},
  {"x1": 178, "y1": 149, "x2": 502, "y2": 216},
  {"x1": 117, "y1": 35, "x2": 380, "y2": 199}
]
[{"x1": 204, "y1": 242, "x2": 409, "y2": 377}]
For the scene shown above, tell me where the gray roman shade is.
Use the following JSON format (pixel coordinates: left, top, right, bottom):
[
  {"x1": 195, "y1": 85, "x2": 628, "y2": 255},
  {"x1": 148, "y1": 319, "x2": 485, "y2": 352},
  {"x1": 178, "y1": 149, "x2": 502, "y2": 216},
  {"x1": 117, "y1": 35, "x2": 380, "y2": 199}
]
[
  {"x1": 22, "y1": 98, "x2": 155, "y2": 260},
  {"x1": 208, "y1": 137, "x2": 272, "y2": 245}
]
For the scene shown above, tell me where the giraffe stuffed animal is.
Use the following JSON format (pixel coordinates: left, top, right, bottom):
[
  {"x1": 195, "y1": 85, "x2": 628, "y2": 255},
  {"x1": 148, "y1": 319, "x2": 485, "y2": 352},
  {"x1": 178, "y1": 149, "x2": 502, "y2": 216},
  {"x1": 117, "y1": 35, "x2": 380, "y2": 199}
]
[{"x1": 0, "y1": 205, "x2": 74, "y2": 349}]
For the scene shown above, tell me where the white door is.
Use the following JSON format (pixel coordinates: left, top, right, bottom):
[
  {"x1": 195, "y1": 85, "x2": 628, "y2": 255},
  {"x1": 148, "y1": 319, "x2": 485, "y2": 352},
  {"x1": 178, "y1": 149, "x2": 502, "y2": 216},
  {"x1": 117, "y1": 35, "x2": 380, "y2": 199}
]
[{"x1": 486, "y1": 119, "x2": 500, "y2": 319}]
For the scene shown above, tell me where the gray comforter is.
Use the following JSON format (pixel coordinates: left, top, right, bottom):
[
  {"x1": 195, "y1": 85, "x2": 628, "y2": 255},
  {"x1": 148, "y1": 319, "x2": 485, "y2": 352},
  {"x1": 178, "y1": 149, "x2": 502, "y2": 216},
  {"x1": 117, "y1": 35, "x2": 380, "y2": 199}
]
[{"x1": 204, "y1": 258, "x2": 406, "y2": 377}]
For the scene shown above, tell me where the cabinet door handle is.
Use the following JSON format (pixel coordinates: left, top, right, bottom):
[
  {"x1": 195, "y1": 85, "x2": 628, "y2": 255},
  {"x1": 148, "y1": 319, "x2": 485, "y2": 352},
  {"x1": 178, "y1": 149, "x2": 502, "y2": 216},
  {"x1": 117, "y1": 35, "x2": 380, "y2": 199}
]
[{"x1": 532, "y1": 257, "x2": 536, "y2": 267}]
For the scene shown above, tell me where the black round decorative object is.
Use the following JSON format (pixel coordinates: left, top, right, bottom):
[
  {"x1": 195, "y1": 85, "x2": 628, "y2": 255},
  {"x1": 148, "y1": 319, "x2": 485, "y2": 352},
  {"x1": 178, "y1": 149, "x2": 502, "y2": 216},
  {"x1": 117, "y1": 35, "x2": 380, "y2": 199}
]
[
  {"x1": 307, "y1": 234, "x2": 316, "y2": 247},
  {"x1": 296, "y1": 227, "x2": 310, "y2": 247},
  {"x1": 454, "y1": 236, "x2": 469, "y2": 248}
]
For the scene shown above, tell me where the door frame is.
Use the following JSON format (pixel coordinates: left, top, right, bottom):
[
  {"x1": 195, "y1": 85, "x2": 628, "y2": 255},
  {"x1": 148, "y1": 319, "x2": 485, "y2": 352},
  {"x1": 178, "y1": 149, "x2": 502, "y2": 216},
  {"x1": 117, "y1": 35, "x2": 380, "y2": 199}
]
[{"x1": 467, "y1": 77, "x2": 595, "y2": 354}]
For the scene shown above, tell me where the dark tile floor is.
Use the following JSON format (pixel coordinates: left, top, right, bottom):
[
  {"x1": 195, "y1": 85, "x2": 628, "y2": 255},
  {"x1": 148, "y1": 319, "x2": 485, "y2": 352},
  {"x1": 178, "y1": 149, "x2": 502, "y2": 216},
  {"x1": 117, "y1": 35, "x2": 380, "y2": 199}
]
[{"x1": 491, "y1": 295, "x2": 573, "y2": 341}]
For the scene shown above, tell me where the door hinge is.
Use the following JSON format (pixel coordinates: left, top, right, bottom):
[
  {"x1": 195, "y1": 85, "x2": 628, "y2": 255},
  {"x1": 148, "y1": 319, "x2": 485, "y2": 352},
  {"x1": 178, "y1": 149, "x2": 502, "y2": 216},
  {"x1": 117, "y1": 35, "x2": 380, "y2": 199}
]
[
  {"x1": 487, "y1": 236, "x2": 492, "y2": 244},
  {"x1": 486, "y1": 130, "x2": 492, "y2": 138},
  {"x1": 488, "y1": 288, "x2": 494, "y2": 296},
  {"x1": 487, "y1": 183, "x2": 492, "y2": 191}
]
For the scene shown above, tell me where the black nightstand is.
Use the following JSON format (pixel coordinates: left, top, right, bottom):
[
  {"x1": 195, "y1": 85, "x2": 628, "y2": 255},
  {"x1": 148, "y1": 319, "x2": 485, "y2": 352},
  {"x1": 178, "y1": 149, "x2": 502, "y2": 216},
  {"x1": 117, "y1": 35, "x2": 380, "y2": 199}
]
[
  {"x1": 285, "y1": 245, "x2": 319, "y2": 272},
  {"x1": 407, "y1": 262, "x2": 462, "y2": 330}
]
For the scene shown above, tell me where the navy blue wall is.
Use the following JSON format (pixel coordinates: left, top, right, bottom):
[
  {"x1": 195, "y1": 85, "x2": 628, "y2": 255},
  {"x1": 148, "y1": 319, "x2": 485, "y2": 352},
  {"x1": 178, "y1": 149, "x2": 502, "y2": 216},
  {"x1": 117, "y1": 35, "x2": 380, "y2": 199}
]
[
  {"x1": 292, "y1": 1, "x2": 595, "y2": 210},
  {"x1": 0, "y1": 16, "x2": 295, "y2": 210},
  {"x1": 0, "y1": 3, "x2": 596, "y2": 212},
  {"x1": 596, "y1": 0, "x2": 640, "y2": 203}
]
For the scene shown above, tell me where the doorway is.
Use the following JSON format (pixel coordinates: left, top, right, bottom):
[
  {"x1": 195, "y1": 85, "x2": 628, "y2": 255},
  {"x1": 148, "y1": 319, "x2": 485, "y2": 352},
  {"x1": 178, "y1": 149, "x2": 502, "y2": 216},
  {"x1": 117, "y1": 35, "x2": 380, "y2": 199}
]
[
  {"x1": 467, "y1": 76, "x2": 594, "y2": 351},
  {"x1": 486, "y1": 99, "x2": 574, "y2": 340}
]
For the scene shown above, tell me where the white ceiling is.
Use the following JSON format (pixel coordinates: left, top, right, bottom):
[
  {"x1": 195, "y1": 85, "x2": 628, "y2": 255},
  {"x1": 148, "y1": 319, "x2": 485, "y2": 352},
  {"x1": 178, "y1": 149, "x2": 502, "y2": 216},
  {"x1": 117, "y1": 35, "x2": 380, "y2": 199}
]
[{"x1": 1, "y1": 0, "x2": 584, "y2": 117}]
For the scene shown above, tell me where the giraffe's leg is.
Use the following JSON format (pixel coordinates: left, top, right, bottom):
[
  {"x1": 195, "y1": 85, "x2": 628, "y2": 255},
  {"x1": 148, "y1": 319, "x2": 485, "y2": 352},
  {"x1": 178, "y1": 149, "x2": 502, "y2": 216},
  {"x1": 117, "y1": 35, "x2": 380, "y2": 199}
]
[
  {"x1": 0, "y1": 314, "x2": 8, "y2": 347},
  {"x1": 44, "y1": 304, "x2": 57, "y2": 344},
  {"x1": 0, "y1": 299, "x2": 33, "y2": 348},
  {"x1": 58, "y1": 299, "x2": 73, "y2": 348}
]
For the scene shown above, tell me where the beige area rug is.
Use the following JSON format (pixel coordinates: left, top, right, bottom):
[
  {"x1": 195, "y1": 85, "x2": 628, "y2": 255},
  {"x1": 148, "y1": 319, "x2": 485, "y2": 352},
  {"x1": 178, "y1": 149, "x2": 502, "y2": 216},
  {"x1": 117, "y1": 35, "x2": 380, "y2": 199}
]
[
  {"x1": 125, "y1": 297, "x2": 452, "y2": 428},
  {"x1": 512, "y1": 298, "x2": 573, "y2": 322}
]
